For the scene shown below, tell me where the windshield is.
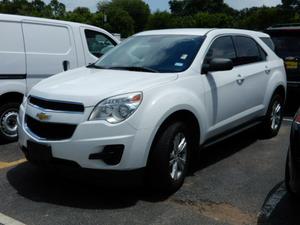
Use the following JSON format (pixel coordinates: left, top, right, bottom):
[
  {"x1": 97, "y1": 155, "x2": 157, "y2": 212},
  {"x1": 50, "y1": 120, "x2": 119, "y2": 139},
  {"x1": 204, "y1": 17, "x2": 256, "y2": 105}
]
[
  {"x1": 270, "y1": 32, "x2": 300, "y2": 58},
  {"x1": 93, "y1": 35, "x2": 205, "y2": 73}
]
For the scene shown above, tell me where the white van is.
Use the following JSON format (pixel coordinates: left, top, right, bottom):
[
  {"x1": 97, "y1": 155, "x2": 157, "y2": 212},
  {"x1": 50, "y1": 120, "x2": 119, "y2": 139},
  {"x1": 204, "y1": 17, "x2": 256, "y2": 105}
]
[{"x1": 0, "y1": 14, "x2": 119, "y2": 141}]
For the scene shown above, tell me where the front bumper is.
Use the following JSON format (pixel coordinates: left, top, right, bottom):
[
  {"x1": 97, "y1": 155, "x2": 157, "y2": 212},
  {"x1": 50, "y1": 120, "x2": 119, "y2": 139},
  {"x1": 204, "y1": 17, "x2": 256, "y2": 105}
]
[{"x1": 18, "y1": 103, "x2": 153, "y2": 170}]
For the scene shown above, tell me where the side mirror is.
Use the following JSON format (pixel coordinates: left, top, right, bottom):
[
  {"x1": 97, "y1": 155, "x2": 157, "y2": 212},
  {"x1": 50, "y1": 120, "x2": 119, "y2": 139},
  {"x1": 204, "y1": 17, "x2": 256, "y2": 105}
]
[{"x1": 202, "y1": 58, "x2": 233, "y2": 74}]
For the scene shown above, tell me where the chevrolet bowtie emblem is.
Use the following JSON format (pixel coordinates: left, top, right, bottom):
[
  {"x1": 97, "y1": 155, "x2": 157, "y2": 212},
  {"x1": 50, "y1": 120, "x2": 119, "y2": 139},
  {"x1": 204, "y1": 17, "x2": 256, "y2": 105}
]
[{"x1": 36, "y1": 112, "x2": 50, "y2": 121}]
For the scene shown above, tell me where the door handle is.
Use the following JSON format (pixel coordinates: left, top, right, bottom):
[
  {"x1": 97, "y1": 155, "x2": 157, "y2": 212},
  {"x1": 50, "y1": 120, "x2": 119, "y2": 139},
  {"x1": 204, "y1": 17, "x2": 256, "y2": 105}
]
[
  {"x1": 236, "y1": 74, "x2": 245, "y2": 85},
  {"x1": 265, "y1": 66, "x2": 271, "y2": 74},
  {"x1": 265, "y1": 69, "x2": 271, "y2": 74},
  {"x1": 63, "y1": 60, "x2": 70, "y2": 71}
]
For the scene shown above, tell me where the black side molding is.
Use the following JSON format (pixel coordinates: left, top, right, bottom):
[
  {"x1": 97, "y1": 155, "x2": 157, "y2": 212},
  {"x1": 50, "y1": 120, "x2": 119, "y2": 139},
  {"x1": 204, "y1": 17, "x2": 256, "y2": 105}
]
[{"x1": 0, "y1": 74, "x2": 26, "y2": 79}]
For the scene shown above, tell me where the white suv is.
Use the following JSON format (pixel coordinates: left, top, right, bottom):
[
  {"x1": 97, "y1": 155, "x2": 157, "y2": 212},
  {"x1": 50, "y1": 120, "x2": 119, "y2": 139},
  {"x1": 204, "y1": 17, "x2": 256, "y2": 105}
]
[{"x1": 18, "y1": 29, "x2": 286, "y2": 192}]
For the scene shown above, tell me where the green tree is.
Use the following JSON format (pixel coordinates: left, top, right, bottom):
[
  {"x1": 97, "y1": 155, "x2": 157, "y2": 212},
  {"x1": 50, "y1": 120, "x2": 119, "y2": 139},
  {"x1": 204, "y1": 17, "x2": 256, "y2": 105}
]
[
  {"x1": 169, "y1": 0, "x2": 236, "y2": 16},
  {"x1": 65, "y1": 7, "x2": 94, "y2": 24},
  {"x1": 237, "y1": 6, "x2": 293, "y2": 30},
  {"x1": 98, "y1": 0, "x2": 150, "y2": 32},
  {"x1": 49, "y1": 0, "x2": 65, "y2": 18},
  {"x1": 146, "y1": 11, "x2": 174, "y2": 30},
  {"x1": 194, "y1": 12, "x2": 234, "y2": 28},
  {"x1": 105, "y1": 7, "x2": 135, "y2": 37}
]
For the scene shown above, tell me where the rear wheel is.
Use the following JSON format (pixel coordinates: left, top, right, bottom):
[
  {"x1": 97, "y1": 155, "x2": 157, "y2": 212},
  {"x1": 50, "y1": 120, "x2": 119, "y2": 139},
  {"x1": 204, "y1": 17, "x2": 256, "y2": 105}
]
[
  {"x1": 260, "y1": 93, "x2": 284, "y2": 139},
  {"x1": 0, "y1": 102, "x2": 20, "y2": 142},
  {"x1": 146, "y1": 121, "x2": 193, "y2": 193}
]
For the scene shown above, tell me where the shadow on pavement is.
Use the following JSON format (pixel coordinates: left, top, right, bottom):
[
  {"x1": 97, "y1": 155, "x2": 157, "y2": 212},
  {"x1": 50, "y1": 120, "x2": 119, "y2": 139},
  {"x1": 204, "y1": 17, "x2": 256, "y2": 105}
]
[
  {"x1": 6, "y1": 125, "x2": 261, "y2": 210},
  {"x1": 257, "y1": 182, "x2": 300, "y2": 225},
  {"x1": 191, "y1": 126, "x2": 259, "y2": 173},
  {"x1": 6, "y1": 162, "x2": 172, "y2": 209}
]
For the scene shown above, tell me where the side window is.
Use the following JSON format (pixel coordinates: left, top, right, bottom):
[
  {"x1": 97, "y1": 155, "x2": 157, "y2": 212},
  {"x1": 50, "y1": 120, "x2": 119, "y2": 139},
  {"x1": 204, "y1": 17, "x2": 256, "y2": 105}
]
[
  {"x1": 260, "y1": 37, "x2": 275, "y2": 51},
  {"x1": 84, "y1": 30, "x2": 116, "y2": 58},
  {"x1": 234, "y1": 36, "x2": 264, "y2": 66},
  {"x1": 205, "y1": 36, "x2": 236, "y2": 63}
]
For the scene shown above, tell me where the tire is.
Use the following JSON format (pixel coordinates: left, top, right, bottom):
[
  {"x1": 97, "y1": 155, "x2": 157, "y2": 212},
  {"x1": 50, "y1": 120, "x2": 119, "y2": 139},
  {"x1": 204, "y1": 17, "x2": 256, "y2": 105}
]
[
  {"x1": 0, "y1": 102, "x2": 20, "y2": 142},
  {"x1": 146, "y1": 121, "x2": 193, "y2": 193},
  {"x1": 260, "y1": 93, "x2": 284, "y2": 139}
]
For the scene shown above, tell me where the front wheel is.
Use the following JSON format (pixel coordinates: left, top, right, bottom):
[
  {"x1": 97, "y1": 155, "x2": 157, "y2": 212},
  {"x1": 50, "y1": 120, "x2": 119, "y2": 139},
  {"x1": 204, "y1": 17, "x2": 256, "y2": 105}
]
[
  {"x1": 260, "y1": 94, "x2": 284, "y2": 139},
  {"x1": 146, "y1": 121, "x2": 193, "y2": 193},
  {"x1": 0, "y1": 102, "x2": 20, "y2": 142}
]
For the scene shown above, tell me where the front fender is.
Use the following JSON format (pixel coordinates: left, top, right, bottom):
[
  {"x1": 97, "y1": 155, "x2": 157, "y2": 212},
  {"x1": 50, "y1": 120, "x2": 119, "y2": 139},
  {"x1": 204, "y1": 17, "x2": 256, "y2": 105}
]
[
  {"x1": 0, "y1": 79, "x2": 26, "y2": 96},
  {"x1": 127, "y1": 84, "x2": 208, "y2": 165}
]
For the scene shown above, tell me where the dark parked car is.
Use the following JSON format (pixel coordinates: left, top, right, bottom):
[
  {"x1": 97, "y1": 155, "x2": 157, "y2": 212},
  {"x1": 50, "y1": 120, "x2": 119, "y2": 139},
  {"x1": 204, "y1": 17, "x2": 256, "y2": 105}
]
[
  {"x1": 266, "y1": 24, "x2": 300, "y2": 89},
  {"x1": 285, "y1": 108, "x2": 300, "y2": 195}
]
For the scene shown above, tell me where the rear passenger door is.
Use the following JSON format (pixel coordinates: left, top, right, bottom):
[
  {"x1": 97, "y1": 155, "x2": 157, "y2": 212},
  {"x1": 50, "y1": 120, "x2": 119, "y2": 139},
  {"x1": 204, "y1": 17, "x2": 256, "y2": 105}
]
[
  {"x1": 22, "y1": 22, "x2": 77, "y2": 92},
  {"x1": 233, "y1": 36, "x2": 269, "y2": 114},
  {"x1": 80, "y1": 28, "x2": 117, "y2": 65}
]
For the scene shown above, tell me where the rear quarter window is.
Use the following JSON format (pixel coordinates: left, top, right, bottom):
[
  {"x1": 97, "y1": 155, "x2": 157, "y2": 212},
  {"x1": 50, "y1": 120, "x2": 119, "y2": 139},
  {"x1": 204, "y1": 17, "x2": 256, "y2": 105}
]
[{"x1": 260, "y1": 37, "x2": 275, "y2": 51}]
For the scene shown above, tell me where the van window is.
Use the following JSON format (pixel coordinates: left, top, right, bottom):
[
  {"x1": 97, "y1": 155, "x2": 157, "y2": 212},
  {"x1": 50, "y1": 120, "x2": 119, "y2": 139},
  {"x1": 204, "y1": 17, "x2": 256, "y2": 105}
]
[
  {"x1": 205, "y1": 36, "x2": 236, "y2": 63},
  {"x1": 234, "y1": 36, "x2": 264, "y2": 65},
  {"x1": 260, "y1": 37, "x2": 275, "y2": 51},
  {"x1": 85, "y1": 30, "x2": 116, "y2": 58},
  {"x1": 23, "y1": 23, "x2": 71, "y2": 54}
]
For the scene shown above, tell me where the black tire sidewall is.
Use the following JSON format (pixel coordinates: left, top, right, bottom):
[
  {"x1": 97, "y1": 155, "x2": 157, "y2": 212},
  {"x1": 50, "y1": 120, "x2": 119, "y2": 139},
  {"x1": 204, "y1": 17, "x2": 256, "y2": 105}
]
[
  {"x1": 0, "y1": 102, "x2": 20, "y2": 142},
  {"x1": 147, "y1": 121, "x2": 192, "y2": 192}
]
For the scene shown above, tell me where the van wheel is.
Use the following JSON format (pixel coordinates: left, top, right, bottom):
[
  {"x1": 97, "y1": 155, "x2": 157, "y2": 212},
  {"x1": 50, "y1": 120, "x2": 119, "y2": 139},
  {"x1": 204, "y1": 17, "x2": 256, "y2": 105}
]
[
  {"x1": 147, "y1": 121, "x2": 192, "y2": 193},
  {"x1": 0, "y1": 102, "x2": 20, "y2": 142},
  {"x1": 260, "y1": 93, "x2": 284, "y2": 139}
]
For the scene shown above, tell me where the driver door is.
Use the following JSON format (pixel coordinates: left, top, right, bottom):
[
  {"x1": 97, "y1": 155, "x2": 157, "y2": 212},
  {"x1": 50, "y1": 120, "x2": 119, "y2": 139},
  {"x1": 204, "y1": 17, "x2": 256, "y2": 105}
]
[
  {"x1": 202, "y1": 36, "x2": 246, "y2": 137},
  {"x1": 81, "y1": 28, "x2": 117, "y2": 65}
]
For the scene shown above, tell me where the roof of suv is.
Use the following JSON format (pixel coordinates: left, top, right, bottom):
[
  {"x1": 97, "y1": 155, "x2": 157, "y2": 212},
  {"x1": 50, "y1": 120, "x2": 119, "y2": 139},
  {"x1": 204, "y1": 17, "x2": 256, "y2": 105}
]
[
  {"x1": 136, "y1": 28, "x2": 270, "y2": 38},
  {"x1": 267, "y1": 24, "x2": 300, "y2": 30}
]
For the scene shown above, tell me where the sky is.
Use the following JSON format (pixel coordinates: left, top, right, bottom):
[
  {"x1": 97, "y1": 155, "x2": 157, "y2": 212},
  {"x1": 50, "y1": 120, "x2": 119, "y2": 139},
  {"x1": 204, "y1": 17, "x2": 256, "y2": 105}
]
[{"x1": 43, "y1": 0, "x2": 283, "y2": 12}]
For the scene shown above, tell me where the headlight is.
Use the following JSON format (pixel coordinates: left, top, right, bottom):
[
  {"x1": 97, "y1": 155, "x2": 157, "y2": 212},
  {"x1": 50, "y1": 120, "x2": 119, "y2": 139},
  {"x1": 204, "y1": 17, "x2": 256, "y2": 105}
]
[{"x1": 89, "y1": 92, "x2": 143, "y2": 123}]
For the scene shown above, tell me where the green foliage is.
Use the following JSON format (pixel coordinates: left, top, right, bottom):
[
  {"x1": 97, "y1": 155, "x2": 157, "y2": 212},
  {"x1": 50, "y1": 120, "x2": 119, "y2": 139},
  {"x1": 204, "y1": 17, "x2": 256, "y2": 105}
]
[
  {"x1": 98, "y1": 0, "x2": 150, "y2": 35},
  {"x1": 146, "y1": 11, "x2": 174, "y2": 30},
  {"x1": 104, "y1": 6, "x2": 135, "y2": 37},
  {"x1": 194, "y1": 12, "x2": 234, "y2": 28},
  {"x1": 237, "y1": 6, "x2": 295, "y2": 30},
  {"x1": 1, "y1": 0, "x2": 300, "y2": 38},
  {"x1": 169, "y1": 0, "x2": 237, "y2": 16}
]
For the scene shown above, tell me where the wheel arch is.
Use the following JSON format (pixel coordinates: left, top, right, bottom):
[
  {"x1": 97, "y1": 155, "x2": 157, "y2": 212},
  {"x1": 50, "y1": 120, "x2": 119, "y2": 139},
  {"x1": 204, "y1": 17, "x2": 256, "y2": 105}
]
[
  {"x1": 273, "y1": 85, "x2": 286, "y2": 102},
  {"x1": 146, "y1": 109, "x2": 201, "y2": 167},
  {"x1": 0, "y1": 92, "x2": 24, "y2": 105}
]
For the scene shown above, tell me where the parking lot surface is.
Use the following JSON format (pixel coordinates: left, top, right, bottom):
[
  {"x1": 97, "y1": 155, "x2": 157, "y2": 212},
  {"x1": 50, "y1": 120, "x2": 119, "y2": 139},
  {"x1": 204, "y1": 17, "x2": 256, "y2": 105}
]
[{"x1": 0, "y1": 118, "x2": 298, "y2": 225}]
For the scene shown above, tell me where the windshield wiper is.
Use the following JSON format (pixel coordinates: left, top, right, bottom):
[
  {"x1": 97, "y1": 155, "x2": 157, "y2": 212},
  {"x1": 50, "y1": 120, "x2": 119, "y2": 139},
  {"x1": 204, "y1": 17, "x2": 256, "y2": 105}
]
[
  {"x1": 86, "y1": 63, "x2": 106, "y2": 69},
  {"x1": 108, "y1": 66, "x2": 158, "y2": 73}
]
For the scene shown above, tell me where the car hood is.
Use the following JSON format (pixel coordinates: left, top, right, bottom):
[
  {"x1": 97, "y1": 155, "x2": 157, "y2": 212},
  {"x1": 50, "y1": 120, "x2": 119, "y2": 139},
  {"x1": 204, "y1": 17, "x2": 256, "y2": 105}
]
[{"x1": 30, "y1": 67, "x2": 178, "y2": 107}]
